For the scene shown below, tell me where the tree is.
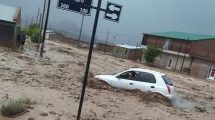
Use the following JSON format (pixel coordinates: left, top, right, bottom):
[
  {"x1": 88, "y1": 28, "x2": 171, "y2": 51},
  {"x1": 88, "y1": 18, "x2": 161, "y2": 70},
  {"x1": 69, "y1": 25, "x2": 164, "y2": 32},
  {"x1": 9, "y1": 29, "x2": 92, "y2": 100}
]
[
  {"x1": 144, "y1": 45, "x2": 161, "y2": 64},
  {"x1": 25, "y1": 24, "x2": 40, "y2": 43}
]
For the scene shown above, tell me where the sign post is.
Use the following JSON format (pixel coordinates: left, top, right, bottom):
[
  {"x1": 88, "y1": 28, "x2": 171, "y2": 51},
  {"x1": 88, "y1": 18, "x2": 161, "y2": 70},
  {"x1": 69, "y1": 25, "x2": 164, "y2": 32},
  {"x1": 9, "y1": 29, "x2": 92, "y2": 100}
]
[{"x1": 76, "y1": 1, "x2": 102, "y2": 120}]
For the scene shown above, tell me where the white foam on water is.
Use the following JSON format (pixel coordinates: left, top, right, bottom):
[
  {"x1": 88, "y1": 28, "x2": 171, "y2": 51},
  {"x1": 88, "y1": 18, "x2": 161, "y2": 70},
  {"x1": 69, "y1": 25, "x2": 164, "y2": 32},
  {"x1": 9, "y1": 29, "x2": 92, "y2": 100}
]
[{"x1": 171, "y1": 92, "x2": 195, "y2": 111}]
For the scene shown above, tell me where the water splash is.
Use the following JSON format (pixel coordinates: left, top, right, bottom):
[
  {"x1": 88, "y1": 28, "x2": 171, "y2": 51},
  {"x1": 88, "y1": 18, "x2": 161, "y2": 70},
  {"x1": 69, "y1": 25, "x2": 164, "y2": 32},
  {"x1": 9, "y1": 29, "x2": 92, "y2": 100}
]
[{"x1": 171, "y1": 92, "x2": 195, "y2": 111}]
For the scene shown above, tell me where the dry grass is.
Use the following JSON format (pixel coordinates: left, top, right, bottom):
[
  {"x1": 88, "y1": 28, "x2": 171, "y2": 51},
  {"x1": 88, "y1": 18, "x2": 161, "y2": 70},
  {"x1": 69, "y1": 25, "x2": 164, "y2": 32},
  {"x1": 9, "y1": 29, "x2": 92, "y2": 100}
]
[
  {"x1": 0, "y1": 97, "x2": 36, "y2": 117},
  {"x1": 1, "y1": 100, "x2": 26, "y2": 117}
]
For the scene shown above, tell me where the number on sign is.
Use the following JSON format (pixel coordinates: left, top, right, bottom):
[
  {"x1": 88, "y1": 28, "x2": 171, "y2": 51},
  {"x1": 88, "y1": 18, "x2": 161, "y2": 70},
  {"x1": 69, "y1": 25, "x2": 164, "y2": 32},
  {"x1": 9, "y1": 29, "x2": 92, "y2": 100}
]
[
  {"x1": 80, "y1": 8, "x2": 88, "y2": 14},
  {"x1": 74, "y1": 0, "x2": 85, "y2": 3},
  {"x1": 60, "y1": 3, "x2": 69, "y2": 9}
]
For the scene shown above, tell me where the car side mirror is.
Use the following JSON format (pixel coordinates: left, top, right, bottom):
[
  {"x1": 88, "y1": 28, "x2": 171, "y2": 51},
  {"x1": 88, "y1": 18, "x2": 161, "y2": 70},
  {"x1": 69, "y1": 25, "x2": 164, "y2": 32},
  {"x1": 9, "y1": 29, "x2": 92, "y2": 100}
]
[{"x1": 116, "y1": 75, "x2": 121, "y2": 79}]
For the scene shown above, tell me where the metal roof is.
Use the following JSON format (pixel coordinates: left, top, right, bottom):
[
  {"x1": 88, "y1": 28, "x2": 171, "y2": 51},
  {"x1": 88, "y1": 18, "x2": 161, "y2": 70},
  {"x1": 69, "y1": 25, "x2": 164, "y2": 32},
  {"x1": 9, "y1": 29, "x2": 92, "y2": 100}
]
[
  {"x1": 0, "y1": 4, "x2": 18, "y2": 22},
  {"x1": 144, "y1": 31, "x2": 215, "y2": 41},
  {"x1": 116, "y1": 44, "x2": 143, "y2": 49}
]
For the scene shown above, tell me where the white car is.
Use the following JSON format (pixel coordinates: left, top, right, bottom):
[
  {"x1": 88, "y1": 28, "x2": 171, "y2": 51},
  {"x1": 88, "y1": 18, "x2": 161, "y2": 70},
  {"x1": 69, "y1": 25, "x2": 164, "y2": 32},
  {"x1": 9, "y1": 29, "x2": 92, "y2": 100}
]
[{"x1": 95, "y1": 68, "x2": 174, "y2": 99}]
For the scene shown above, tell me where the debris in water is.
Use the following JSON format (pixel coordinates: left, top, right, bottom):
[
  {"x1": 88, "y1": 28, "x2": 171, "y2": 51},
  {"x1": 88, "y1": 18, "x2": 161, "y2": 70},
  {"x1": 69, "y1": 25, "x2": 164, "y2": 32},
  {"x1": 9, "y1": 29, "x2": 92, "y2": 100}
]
[{"x1": 195, "y1": 106, "x2": 206, "y2": 112}]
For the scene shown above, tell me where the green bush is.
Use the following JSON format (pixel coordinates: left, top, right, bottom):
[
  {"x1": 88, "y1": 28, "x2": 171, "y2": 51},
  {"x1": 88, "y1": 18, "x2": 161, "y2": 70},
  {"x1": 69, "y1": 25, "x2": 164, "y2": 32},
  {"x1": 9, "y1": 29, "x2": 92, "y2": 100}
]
[
  {"x1": 144, "y1": 45, "x2": 161, "y2": 64},
  {"x1": 1, "y1": 100, "x2": 25, "y2": 117},
  {"x1": 25, "y1": 24, "x2": 41, "y2": 43},
  {"x1": 31, "y1": 33, "x2": 40, "y2": 43}
]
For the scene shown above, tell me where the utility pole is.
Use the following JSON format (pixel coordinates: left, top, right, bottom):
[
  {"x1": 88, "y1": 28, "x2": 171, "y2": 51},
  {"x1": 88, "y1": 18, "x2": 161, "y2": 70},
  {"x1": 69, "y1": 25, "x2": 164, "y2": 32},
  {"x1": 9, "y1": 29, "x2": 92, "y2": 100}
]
[
  {"x1": 77, "y1": 0, "x2": 102, "y2": 119},
  {"x1": 134, "y1": 42, "x2": 138, "y2": 60},
  {"x1": 37, "y1": 13, "x2": 42, "y2": 50},
  {"x1": 180, "y1": 38, "x2": 189, "y2": 73},
  {"x1": 36, "y1": 7, "x2": 40, "y2": 25},
  {"x1": 39, "y1": 13, "x2": 42, "y2": 27},
  {"x1": 113, "y1": 35, "x2": 116, "y2": 45},
  {"x1": 25, "y1": 15, "x2": 28, "y2": 29},
  {"x1": 49, "y1": 24, "x2": 51, "y2": 30},
  {"x1": 38, "y1": 0, "x2": 47, "y2": 49},
  {"x1": 104, "y1": 28, "x2": 109, "y2": 53},
  {"x1": 31, "y1": 16, "x2": 34, "y2": 25},
  {"x1": 77, "y1": 14, "x2": 85, "y2": 47},
  {"x1": 40, "y1": 0, "x2": 51, "y2": 57},
  {"x1": 174, "y1": 46, "x2": 182, "y2": 71}
]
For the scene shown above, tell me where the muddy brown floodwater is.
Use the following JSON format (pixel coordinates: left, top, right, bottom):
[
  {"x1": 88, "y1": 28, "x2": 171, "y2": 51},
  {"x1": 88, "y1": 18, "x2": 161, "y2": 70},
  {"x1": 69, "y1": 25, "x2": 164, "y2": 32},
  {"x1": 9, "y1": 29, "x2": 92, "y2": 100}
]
[{"x1": 0, "y1": 39, "x2": 215, "y2": 120}]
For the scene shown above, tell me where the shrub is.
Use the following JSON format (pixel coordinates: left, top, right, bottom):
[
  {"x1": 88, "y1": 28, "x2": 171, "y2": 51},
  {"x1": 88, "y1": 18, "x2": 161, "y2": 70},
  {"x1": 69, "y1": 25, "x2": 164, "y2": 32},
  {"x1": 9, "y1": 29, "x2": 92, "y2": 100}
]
[
  {"x1": 25, "y1": 24, "x2": 41, "y2": 43},
  {"x1": 31, "y1": 33, "x2": 40, "y2": 43},
  {"x1": 1, "y1": 100, "x2": 25, "y2": 117},
  {"x1": 144, "y1": 45, "x2": 161, "y2": 64}
]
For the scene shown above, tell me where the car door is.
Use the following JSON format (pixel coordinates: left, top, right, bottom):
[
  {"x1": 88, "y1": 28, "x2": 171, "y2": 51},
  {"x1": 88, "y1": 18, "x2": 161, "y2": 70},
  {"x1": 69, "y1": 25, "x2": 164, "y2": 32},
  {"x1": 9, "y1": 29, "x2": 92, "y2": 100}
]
[
  {"x1": 130, "y1": 72, "x2": 157, "y2": 92},
  {"x1": 113, "y1": 71, "x2": 138, "y2": 90}
]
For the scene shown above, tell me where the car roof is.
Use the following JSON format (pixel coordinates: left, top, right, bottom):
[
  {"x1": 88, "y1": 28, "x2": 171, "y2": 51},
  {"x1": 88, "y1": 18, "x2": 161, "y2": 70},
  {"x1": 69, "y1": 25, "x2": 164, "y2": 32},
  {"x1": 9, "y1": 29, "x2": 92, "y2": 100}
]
[{"x1": 128, "y1": 68, "x2": 165, "y2": 76}]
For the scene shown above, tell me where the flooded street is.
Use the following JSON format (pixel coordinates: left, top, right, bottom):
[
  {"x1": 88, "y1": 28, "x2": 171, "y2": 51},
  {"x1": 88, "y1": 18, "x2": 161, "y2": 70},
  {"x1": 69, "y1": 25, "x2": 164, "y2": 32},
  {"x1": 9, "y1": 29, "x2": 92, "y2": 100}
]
[{"x1": 0, "y1": 40, "x2": 214, "y2": 120}]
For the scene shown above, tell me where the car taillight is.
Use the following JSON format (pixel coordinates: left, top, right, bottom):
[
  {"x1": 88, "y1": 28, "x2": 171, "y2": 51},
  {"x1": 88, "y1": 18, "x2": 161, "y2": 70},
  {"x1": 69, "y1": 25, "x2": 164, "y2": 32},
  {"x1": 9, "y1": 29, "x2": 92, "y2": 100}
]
[{"x1": 167, "y1": 85, "x2": 171, "y2": 94}]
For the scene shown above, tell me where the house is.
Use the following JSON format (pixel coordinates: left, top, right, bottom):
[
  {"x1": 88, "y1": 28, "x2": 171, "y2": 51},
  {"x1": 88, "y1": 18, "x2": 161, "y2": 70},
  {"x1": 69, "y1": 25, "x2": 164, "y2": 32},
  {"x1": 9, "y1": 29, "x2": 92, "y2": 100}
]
[
  {"x1": 42, "y1": 30, "x2": 64, "y2": 40},
  {"x1": 113, "y1": 44, "x2": 143, "y2": 61},
  {"x1": 142, "y1": 31, "x2": 215, "y2": 80},
  {"x1": 45, "y1": 30, "x2": 56, "y2": 40},
  {"x1": 95, "y1": 43, "x2": 114, "y2": 53},
  {"x1": 0, "y1": 4, "x2": 21, "y2": 49}
]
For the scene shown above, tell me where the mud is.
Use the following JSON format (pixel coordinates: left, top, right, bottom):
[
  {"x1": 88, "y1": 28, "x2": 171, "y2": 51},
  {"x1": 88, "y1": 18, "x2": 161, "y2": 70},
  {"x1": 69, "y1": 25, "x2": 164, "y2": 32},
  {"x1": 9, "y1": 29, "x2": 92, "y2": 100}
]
[
  {"x1": 0, "y1": 39, "x2": 215, "y2": 120},
  {"x1": 88, "y1": 78, "x2": 171, "y2": 106}
]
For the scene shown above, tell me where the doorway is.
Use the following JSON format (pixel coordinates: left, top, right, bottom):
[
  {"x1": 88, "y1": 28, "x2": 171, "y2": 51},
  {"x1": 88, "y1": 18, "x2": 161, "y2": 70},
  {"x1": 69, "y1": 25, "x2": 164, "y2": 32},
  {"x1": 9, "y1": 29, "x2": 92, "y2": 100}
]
[
  {"x1": 167, "y1": 58, "x2": 173, "y2": 69},
  {"x1": 208, "y1": 67, "x2": 215, "y2": 80}
]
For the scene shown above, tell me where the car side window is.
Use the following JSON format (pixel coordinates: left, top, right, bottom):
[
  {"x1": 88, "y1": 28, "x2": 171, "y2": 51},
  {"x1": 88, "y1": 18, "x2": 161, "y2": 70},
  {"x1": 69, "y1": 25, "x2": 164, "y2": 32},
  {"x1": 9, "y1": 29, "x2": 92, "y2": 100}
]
[
  {"x1": 136, "y1": 72, "x2": 156, "y2": 83},
  {"x1": 118, "y1": 71, "x2": 138, "y2": 80}
]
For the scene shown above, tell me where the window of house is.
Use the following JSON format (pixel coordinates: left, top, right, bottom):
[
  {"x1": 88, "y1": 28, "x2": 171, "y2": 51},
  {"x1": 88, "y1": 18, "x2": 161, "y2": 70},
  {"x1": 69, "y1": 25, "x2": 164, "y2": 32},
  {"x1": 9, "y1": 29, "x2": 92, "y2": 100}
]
[
  {"x1": 208, "y1": 67, "x2": 215, "y2": 80},
  {"x1": 208, "y1": 67, "x2": 212, "y2": 78},
  {"x1": 124, "y1": 49, "x2": 128, "y2": 56},
  {"x1": 210, "y1": 68, "x2": 215, "y2": 77},
  {"x1": 163, "y1": 39, "x2": 172, "y2": 50},
  {"x1": 168, "y1": 59, "x2": 172, "y2": 68},
  {"x1": 116, "y1": 49, "x2": 119, "y2": 53},
  {"x1": 120, "y1": 51, "x2": 123, "y2": 56}
]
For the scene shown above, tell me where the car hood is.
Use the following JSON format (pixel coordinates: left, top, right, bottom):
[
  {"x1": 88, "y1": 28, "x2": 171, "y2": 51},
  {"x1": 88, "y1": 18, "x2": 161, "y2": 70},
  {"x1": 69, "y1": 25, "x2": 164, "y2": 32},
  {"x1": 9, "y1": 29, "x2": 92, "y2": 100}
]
[{"x1": 94, "y1": 75, "x2": 114, "y2": 80}]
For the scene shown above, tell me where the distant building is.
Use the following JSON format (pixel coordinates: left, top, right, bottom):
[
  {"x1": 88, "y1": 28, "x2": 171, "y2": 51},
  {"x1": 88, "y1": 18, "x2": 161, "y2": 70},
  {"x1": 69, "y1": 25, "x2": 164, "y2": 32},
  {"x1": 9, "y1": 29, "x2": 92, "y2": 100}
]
[
  {"x1": 142, "y1": 31, "x2": 215, "y2": 80},
  {"x1": 43, "y1": 30, "x2": 65, "y2": 40},
  {"x1": 95, "y1": 43, "x2": 114, "y2": 53},
  {"x1": 113, "y1": 44, "x2": 143, "y2": 61},
  {"x1": 44, "y1": 30, "x2": 55, "y2": 40},
  {"x1": 0, "y1": 4, "x2": 21, "y2": 49}
]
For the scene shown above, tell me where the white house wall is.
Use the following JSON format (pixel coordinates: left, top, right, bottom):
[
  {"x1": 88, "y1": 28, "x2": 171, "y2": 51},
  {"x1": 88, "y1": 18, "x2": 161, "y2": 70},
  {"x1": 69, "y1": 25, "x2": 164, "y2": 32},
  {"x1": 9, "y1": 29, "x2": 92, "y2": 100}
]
[{"x1": 153, "y1": 52, "x2": 191, "y2": 72}]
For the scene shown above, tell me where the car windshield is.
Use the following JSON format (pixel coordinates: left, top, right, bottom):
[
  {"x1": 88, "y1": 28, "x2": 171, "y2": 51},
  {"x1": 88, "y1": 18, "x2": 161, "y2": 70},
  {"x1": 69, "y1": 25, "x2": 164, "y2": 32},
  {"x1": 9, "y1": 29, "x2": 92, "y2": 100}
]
[{"x1": 162, "y1": 75, "x2": 173, "y2": 86}]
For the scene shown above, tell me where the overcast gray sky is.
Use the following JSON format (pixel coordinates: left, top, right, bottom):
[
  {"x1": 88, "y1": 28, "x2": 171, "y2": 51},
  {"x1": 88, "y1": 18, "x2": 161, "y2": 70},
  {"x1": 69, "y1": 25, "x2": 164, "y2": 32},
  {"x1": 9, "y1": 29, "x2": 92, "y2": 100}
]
[{"x1": 1, "y1": 0, "x2": 215, "y2": 45}]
